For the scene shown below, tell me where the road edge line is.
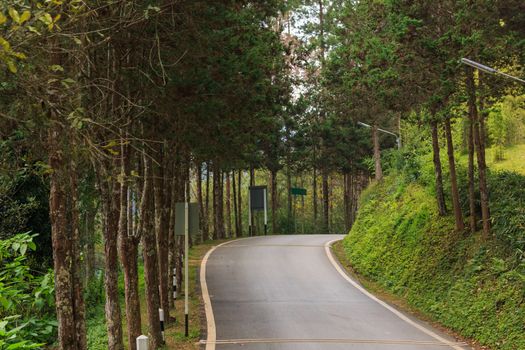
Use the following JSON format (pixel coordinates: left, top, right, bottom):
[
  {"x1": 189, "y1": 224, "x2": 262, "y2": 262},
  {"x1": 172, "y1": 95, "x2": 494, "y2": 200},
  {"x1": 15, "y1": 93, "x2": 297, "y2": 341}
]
[
  {"x1": 200, "y1": 237, "x2": 259, "y2": 350},
  {"x1": 324, "y1": 239, "x2": 464, "y2": 350}
]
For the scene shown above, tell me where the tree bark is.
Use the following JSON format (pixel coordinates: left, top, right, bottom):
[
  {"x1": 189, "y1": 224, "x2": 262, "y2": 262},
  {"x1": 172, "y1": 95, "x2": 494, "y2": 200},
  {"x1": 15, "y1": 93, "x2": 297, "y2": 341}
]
[
  {"x1": 444, "y1": 117, "x2": 464, "y2": 231},
  {"x1": 48, "y1": 38, "x2": 86, "y2": 350},
  {"x1": 197, "y1": 162, "x2": 205, "y2": 242},
  {"x1": 212, "y1": 163, "x2": 220, "y2": 240},
  {"x1": 343, "y1": 172, "x2": 350, "y2": 231},
  {"x1": 270, "y1": 169, "x2": 278, "y2": 234},
  {"x1": 466, "y1": 66, "x2": 490, "y2": 237},
  {"x1": 287, "y1": 167, "x2": 292, "y2": 234},
  {"x1": 68, "y1": 144, "x2": 87, "y2": 350},
  {"x1": 218, "y1": 169, "x2": 225, "y2": 239},
  {"x1": 141, "y1": 157, "x2": 163, "y2": 348},
  {"x1": 232, "y1": 170, "x2": 238, "y2": 237},
  {"x1": 97, "y1": 161, "x2": 124, "y2": 350},
  {"x1": 249, "y1": 167, "x2": 255, "y2": 236},
  {"x1": 225, "y1": 171, "x2": 232, "y2": 238},
  {"x1": 322, "y1": 169, "x2": 329, "y2": 233},
  {"x1": 237, "y1": 170, "x2": 243, "y2": 237},
  {"x1": 372, "y1": 124, "x2": 383, "y2": 181},
  {"x1": 84, "y1": 208, "x2": 96, "y2": 285},
  {"x1": 430, "y1": 119, "x2": 447, "y2": 216},
  {"x1": 313, "y1": 165, "x2": 318, "y2": 224},
  {"x1": 118, "y1": 141, "x2": 141, "y2": 350},
  {"x1": 467, "y1": 118, "x2": 477, "y2": 233},
  {"x1": 153, "y1": 147, "x2": 170, "y2": 323}
]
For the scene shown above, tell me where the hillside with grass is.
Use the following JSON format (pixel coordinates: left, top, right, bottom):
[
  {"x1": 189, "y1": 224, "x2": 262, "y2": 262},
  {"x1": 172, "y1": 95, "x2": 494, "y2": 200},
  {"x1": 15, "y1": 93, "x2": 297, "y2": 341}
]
[{"x1": 342, "y1": 144, "x2": 525, "y2": 350}]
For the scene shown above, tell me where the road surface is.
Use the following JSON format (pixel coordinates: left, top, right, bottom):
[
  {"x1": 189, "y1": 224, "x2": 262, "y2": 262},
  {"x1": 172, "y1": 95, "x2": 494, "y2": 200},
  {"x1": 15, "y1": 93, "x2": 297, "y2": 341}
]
[{"x1": 201, "y1": 235, "x2": 468, "y2": 350}]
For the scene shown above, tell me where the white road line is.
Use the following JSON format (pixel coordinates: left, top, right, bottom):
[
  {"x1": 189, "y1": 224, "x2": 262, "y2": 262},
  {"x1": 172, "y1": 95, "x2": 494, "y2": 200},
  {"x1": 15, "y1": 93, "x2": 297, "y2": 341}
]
[
  {"x1": 200, "y1": 237, "x2": 258, "y2": 350},
  {"x1": 324, "y1": 239, "x2": 465, "y2": 350}
]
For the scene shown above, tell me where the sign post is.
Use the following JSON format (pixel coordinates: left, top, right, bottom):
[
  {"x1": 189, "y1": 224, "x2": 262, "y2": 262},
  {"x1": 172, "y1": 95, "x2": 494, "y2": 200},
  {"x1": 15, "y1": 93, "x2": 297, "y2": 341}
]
[
  {"x1": 175, "y1": 202, "x2": 199, "y2": 337},
  {"x1": 249, "y1": 186, "x2": 268, "y2": 236},
  {"x1": 184, "y1": 202, "x2": 189, "y2": 337},
  {"x1": 290, "y1": 188, "x2": 307, "y2": 234}
]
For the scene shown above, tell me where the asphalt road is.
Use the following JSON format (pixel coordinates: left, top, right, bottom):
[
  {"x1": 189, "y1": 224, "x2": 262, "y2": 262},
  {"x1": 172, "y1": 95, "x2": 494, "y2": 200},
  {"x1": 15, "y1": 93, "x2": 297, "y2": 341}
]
[{"x1": 202, "y1": 235, "x2": 468, "y2": 350}]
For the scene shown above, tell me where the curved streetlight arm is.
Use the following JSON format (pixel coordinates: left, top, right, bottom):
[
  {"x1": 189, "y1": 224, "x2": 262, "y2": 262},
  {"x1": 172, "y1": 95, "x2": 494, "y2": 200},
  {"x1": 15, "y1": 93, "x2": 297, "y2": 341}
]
[
  {"x1": 357, "y1": 121, "x2": 401, "y2": 149},
  {"x1": 461, "y1": 58, "x2": 525, "y2": 84}
]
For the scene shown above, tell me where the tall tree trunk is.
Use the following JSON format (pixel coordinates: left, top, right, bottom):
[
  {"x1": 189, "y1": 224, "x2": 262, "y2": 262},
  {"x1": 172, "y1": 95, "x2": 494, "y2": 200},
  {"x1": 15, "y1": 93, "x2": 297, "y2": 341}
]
[
  {"x1": 249, "y1": 167, "x2": 255, "y2": 236},
  {"x1": 467, "y1": 119, "x2": 477, "y2": 233},
  {"x1": 218, "y1": 169, "x2": 225, "y2": 238},
  {"x1": 225, "y1": 172, "x2": 232, "y2": 238},
  {"x1": 69, "y1": 149, "x2": 87, "y2": 350},
  {"x1": 84, "y1": 208, "x2": 96, "y2": 285},
  {"x1": 322, "y1": 170, "x2": 329, "y2": 233},
  {"x1": 466, "y1": 67, "x2": 490, "y2": 237},
  {"x1": 48, "y1": 41, "x2": 86, "y2": 350},
  {"x1": 444, "y1": 117, "x2": 464, "y2": 231},
  {"x1": 343, "y1": 172, "x2": 350, "y2": 231},
  {"x1": 287, "y1": 167, "x2": 292, "y2": 234},
  {"x1": 118, "y1": 142, "x2": 141, "y2": 350},
  {"x1": 372, "y1": 124, "x2": 383, "y2": 181},
  {"x1": 212, "y1": 163, "x2": 219, "y2": 240},
  {"x1": 237, "y1": 170, "x2": 243, "y2": 236},
  {"x1": 270, "y1": 169, "x2": 278, "y2": 234},
  {"x1": 153, "y1": 147, "x2": 170, "y2": 322},
  {"x1": 197, "y1": 162, "x2": 205, "y2": 242},
  {"x1": 232, "y1": 170, "x2": 238, "y2": 237},
  {"x1": 313, "y1": 165, "x2": 318, "y2": 224},
  {"x1": 98, "y1": 164, "x2": 124, "y2": 350},
  {"x1": 430, "y1": 119, "x2": 447, "y2": 216},
  {"x1": 141, "y1": 157, "x2": 163, "y2": 348}
]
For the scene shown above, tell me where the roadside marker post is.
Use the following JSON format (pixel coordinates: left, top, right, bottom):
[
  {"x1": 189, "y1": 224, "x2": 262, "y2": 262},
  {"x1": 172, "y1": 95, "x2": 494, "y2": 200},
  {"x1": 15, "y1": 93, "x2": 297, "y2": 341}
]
[
  {"x1": 136, "y1": 335, "x2": 148, "y2": 350},
  {"x1": 159, "y1": 308, "x2": 165, "y2": 341},
  {"x1": 175, "y1": 202, "x2": 199, "y2": 338}
]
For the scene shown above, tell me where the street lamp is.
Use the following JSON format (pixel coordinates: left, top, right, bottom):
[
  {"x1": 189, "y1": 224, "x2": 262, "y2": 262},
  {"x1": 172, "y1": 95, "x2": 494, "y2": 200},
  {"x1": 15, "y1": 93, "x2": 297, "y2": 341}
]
[
  {"x1": 358, "y1": 121, "x2": 401, "y2": 149},
  {"x1": 460, "y1": 58, "x2": 525, "y2": 84}
]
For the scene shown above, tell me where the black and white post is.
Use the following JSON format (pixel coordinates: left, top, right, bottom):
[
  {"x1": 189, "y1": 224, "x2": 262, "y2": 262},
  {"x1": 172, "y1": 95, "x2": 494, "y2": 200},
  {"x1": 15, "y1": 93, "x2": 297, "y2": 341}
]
[{"x1": 158, "y1": 308, "x2": 165, "y2": 342}]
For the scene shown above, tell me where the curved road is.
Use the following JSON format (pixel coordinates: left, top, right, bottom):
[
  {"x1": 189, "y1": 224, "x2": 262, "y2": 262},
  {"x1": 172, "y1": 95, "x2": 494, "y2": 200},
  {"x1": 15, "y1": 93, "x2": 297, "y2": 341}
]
[{"x1": 202, "y1": 235, "x2": 468, "y2": 350}]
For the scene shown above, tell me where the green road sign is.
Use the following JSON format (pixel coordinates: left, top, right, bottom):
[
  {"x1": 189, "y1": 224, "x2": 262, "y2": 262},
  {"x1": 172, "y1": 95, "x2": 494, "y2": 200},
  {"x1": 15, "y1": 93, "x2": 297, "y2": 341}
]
[{"x1": 291, "y1": 187, "x2": 307, "y2": 196}]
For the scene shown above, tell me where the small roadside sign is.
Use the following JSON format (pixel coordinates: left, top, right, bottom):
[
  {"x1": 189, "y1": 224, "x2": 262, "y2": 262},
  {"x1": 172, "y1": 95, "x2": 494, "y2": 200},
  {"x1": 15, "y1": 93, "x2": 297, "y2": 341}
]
[
  {"x1": 175, "y1": 202, "x2": 199, "y2": 236},
  {"x1": 291, "y1": 187, "x2": 307, "y2": 196}
]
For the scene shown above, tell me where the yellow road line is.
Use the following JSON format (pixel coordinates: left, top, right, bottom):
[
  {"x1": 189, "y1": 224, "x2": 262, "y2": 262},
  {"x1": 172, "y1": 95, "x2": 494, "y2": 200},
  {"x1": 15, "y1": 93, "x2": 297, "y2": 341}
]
[{"x1": 200, "y1": 338, "x2": 468, "y2": 347}]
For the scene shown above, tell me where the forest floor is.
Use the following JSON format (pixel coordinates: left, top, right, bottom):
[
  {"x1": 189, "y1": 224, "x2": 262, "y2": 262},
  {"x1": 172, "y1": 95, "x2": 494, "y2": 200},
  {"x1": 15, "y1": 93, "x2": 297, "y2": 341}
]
[{"x1": 331, "y1": 241, "x2": 488, "y2": 350}]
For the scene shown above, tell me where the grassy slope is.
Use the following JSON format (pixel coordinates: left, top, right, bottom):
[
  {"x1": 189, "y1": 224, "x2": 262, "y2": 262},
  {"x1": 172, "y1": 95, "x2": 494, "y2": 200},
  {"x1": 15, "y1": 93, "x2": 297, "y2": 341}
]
[{"x1": 343, "y1": 174, "x2": 525, "y2": 350}]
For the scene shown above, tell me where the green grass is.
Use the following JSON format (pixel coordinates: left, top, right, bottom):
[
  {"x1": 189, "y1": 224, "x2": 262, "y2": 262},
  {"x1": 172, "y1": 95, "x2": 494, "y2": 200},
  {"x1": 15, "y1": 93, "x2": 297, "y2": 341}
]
[
  {"x1": 86, "y1": 239, "x2": 232, "y2": 350},
  {"x1": 457, "y1": 144, "x2": 525, "y2": 175},
  {"x1": 343, "y1": 175, "x2": 525, "y2": 350},
  {"x1": 485, "y1": 144, "x2": 525, "y2": 175}
]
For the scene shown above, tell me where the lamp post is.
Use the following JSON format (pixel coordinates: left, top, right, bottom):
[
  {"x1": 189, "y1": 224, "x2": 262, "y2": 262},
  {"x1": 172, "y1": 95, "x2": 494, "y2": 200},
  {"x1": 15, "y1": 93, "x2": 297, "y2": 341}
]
[
  {"x1": 460, "y1": 58, "x2": 525, "y2": 84},
  {"x1": 357, "y1": 121, "x2": 401, "y2": 149}
]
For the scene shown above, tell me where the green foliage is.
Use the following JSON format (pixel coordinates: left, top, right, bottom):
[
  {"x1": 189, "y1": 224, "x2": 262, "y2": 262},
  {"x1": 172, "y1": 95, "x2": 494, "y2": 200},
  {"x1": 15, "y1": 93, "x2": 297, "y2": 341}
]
[
  {"x1": 0, "y1": 234, "x2": 56, "y2": 349},
  {"x1": 487, "y1": 95, "x2": 525, "y2": 161},
  {"x1": 345, "y1": 175, "x2": 525, "y2": 350}
]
